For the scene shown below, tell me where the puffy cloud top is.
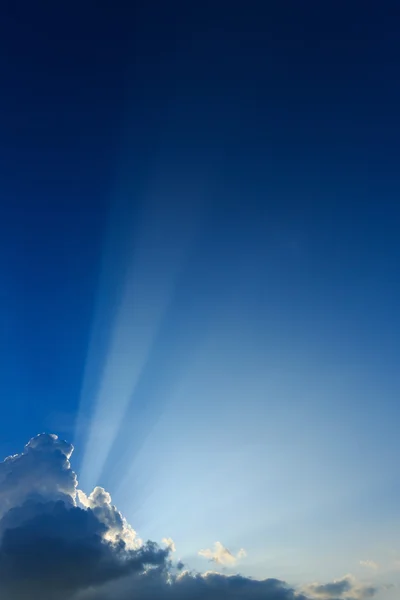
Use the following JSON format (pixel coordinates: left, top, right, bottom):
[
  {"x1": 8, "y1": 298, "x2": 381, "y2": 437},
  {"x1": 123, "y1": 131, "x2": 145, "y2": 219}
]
[
  {"x1": 77, "y1": 487, "x2": 140, "y2": 549},
  {"x1": 0, "y1": 434, "x2": 384, "y2": 600},
  {"x1": 0, "y1": 434, "x2": 76, "y2": 519},
  {"x1": 162, "y1": 537, "x2": 176, "y2": 552}
]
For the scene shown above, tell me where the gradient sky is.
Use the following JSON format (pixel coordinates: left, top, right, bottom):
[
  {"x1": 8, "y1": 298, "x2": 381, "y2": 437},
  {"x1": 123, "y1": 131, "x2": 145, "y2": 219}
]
[{"x1": 0, "y1": 2, "x2": 399, "y2": 598}]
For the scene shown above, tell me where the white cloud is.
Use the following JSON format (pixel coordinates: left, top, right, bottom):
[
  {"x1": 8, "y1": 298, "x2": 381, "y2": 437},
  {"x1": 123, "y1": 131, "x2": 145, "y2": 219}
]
[
  {"x1": 77, "y1": 487, "x2": 141, "y2": 549},
  {"x1": 162, "y1": 537, "x2": 176, "y2": 552},
  {"x1": 0, "y1": 433, "x2": 76, "y2": 520},
  {"x1": 198, "y1": 541, "x2": 246, "y2": 566},
  {"x1": 360, "y1": 560, "x2": 379, "y2": 570}
]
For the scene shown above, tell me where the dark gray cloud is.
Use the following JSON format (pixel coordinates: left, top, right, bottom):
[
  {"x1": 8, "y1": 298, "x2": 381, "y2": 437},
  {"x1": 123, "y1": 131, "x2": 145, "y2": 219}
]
[
  {"x1": 0, "y1": 434, "x2": 383, "y2": 600},
  {"x1": 302, "y1": 575, "x2": 379, "y2": 600},
  {"x1": 304, "y1": 578, "x2": 353, "y2": 597},
  {"x1": 0, "y1": 499, "x2": 169, "y2": 599},
  {"x1": 75, "y1": 570, "x2": 309, "y2": 600}
]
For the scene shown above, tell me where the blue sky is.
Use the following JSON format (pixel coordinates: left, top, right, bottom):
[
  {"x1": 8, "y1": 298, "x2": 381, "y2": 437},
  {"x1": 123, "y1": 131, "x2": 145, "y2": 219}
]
[{"x1": 0, "y1": 2, "x2": 399, "y2": 599}]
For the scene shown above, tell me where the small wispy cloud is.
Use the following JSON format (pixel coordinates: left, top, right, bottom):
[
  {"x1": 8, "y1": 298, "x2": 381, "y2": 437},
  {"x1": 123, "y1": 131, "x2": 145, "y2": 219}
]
[
  {"x1": 198, "y1": 541, "x2": 246, "y2": 566},
  {"x1": 360, "y1": 559, "x2": 379, "y2": 570},
  {"x1": 390, "y1": 559, "x2": 400, "y2": 571}
]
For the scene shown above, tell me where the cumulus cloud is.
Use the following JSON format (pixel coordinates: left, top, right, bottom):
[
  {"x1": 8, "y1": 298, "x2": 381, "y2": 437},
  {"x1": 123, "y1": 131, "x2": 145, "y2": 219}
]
[
  {"x1": 0, "y1": 434, "x2": 384, "y2": 600},
  {"x1": 199, "y1": 541, "x2": 247, "y2": 566},
  {"x1": 0, "y1": 434, "x2": 76, "y2": 520}
]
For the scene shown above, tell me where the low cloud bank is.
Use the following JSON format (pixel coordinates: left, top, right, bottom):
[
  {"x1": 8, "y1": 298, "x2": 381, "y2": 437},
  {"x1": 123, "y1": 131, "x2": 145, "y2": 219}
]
[{"x1": 0, "y1": 434, "x2": 383, "y2": 600}]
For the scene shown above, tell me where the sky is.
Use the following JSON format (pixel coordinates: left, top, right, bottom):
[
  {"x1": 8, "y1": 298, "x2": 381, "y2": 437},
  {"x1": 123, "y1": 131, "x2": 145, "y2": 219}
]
[{"x1": 0, "y1": 1, "x2": 399, "y2": 599}]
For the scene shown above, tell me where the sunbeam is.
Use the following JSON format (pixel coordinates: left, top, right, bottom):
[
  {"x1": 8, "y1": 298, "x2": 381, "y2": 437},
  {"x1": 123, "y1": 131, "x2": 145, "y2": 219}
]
[{"x1": 76, "y1": 166, "x2": 209, "y2": 493}]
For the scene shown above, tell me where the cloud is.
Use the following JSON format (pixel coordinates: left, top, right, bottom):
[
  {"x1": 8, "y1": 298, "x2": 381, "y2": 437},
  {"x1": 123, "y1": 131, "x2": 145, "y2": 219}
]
[
  {"x1": 0, "y1": 434, "x2": 168, "y2": 599},
  {"x1": 162, "y1": 537, "x2": 176, "y2": 552},
  {"x1": 75, "y1": 570, "x2": 309, "y2": 600},
  {"x1": 0, "y1": 500, "x2": 168, "y2": 599},
  {"x1": 360, "y1": 560, "x2": 379, "y2": 571},
  {"x1": 199, "y1": 541, "x2": 247, "y2": 566},
  {"x1": 0, "y1": 433, "x2": 76, "y2": 520},
  {"x1": 302, "y1": 574, "x2": 379, "y2": 600},
  {"x1": 77, "y1": 487, "x2": 140, "y2": 549},
  {"x1": 0, "y1": 434, "x2": 384, "y2": 600}
]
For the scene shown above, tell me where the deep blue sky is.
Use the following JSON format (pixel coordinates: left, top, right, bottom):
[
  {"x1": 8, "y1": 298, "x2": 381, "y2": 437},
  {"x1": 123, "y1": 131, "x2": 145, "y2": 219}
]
[{"x1": 0, "y1": 2, "x2": 400, "y2": 592}]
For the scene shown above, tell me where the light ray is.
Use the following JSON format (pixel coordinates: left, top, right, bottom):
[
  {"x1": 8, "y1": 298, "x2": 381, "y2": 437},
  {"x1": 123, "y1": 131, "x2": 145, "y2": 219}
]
[{"x1": 76, "y1": 167, "x2": 208, "y2": 493}]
